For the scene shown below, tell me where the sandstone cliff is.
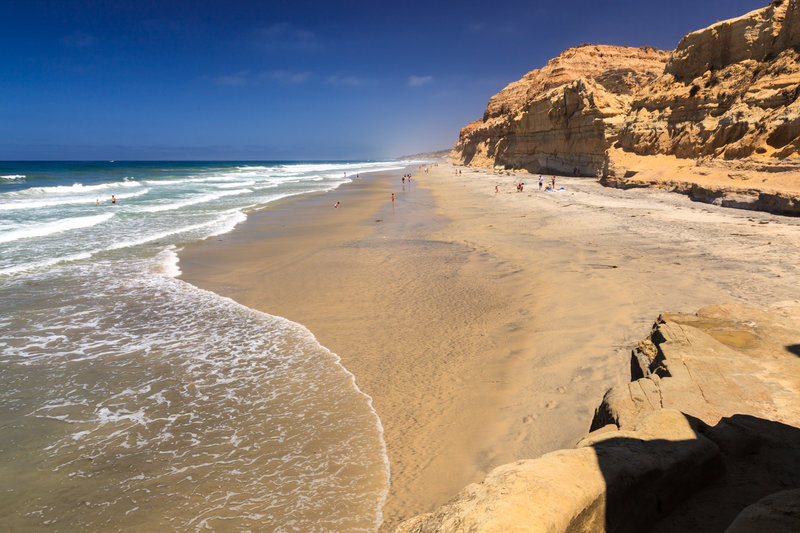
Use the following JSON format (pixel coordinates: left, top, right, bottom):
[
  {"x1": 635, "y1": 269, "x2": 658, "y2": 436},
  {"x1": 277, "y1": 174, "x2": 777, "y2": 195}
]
[
  {"x1": 451, "y1": 0, "x2": 800, "y2": 214},
  {"x1": 618, "y1": 0, "x2": 800, "y2": 161},
  {"x1": 394, "y1": 304, "x2": 800, "y2": 532},
  {"x1": 450, "y1": 45, "x2": 670, "y2": 175}
]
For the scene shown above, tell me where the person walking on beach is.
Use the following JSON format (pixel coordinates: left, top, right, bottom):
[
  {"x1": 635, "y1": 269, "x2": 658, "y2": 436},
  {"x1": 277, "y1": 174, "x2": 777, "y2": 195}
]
[
  {"x1": 391, "y1": 193, "x2": 395, "y2": 205},
  {"x1": 495, "y1": 185, "x2": 499, "y2": 194},
  {"x1": 551, "y1": 176, "x2": 556, "y2": 189},
  {"x1": 538, "y1": 176, "x2": 543, "y2": 190}
]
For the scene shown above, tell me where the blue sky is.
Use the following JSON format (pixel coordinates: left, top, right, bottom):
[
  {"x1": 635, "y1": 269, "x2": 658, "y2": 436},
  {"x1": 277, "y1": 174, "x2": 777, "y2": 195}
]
[{"x1": 0, "y1": 0, "x2": 768, "y2": 160}]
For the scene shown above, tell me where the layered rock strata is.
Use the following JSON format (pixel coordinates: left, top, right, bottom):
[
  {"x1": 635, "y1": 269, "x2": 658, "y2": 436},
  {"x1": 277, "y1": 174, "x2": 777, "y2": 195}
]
[
  {"x1": 618, "y1": 0, "x2": 800, "y2": 161},
  {"x1": 394, "y1": 303, "x2": 800, "y2": 532},
  {"x1": 449, "y1": 45, "x2": 670, "y2": 175},
  {"x1": 451, "y1": 1, "x2": 800, "y2": 214}
]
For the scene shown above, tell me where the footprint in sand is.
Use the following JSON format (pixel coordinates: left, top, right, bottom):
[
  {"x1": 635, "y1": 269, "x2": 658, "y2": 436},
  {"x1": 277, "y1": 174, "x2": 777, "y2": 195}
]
[
  {"x1": 545, "y1": 400, "x2": 558, "y2": 409},
  {"x1": 522, "y1": 414, "x2": 538, "y2": 424},
  {"x1": 557, "y1": 386, "x2": 566, "y2": 394}
]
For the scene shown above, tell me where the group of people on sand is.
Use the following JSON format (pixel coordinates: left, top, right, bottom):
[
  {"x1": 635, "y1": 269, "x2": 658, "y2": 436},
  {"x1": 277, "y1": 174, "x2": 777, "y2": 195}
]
[
  {"x1": 402, "y1": 174, "x2": 413, "y2": 191},
  {"x1": 539, "y1": 175, "x2": 561, "y2": 191},
  {"x1": 509, "y1": 175, "x2": 559, "y2": 193}
]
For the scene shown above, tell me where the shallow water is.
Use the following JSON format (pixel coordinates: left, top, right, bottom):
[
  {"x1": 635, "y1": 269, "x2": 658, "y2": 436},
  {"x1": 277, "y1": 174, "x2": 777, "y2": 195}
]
[{"x1": 0, "y1": 161, "x2": 404, "y2": 530}]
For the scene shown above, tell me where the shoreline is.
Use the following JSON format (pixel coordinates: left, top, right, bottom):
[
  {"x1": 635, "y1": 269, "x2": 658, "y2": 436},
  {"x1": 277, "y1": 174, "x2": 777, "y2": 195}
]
[{"x1": 178, "y1": 163, "x2": 800, "y2": 529}]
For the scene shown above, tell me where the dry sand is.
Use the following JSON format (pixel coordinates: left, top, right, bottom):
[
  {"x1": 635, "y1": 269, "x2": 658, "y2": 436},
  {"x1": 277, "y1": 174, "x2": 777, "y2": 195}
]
[{"x1": 178, "y1": 163, "x2": 800, "y2": 530}]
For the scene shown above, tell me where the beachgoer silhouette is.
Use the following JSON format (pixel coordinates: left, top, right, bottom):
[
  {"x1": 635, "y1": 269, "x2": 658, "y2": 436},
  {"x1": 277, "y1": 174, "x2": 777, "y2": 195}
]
[
  {"x1": 111, "y1": 195, "x2": 116, "y2": 204},
  {"x1": 334, "y1": 201, "x2": 340, "y2": 208}
]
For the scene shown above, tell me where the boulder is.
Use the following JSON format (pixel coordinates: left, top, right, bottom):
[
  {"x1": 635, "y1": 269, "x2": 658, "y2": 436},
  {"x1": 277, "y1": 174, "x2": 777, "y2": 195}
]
[
  {"x1": 394, "y1": 410, "x2": 721, "y2": 533},
  {"x1": 725, "y1": 489, "x2": 800, "y2": 533},
  {"x1": 592, "y1": 303, "x2": 800, "y2": 431}
]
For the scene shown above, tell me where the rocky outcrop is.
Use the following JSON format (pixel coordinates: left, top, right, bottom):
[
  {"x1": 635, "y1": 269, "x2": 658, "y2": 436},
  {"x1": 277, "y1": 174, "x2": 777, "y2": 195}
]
[
  {"x1": 393, "y1": 303, "x2": 800, "y2": 532},
  {"x1": 451, "y1": 1, "x2": 800, "y2": 214},
  {"x1": 598, "y1": 154, "x2": 800, "y2": 215},
  {"x1": 618, "y1": 0, "x2": 800, "y2": 161},
  {"x1": 449, "y1": 45, "x2": 670, "y2": 175},
  {"x1": 395, "y1": 410, "x2": 720, "y2": 533},
  {"x1": 592, "y1": 302, "x2": 800, "y2": 431}
]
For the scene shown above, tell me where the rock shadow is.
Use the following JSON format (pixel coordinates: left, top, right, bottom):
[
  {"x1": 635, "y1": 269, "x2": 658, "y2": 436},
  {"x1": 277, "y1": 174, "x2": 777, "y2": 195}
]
[
  {"x1": 594, "y1": 414, "x2": 800, "y2": 533},
  {"x1": 786, "y1": 344, "x2": 800, "y2": 357}
]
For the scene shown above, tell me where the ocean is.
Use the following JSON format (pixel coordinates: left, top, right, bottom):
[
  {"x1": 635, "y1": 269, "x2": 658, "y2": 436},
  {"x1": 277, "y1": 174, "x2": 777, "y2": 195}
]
[{"x1": 0, "y1": 161, "x2": 405, "y2": 531}]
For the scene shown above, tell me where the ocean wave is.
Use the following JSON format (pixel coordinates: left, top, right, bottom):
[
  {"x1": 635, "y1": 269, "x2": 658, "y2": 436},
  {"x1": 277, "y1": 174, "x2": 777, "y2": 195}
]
[
  {"x1": 273, "y1": 162, "x2": 404, "y2": 174},
  {"x1": 0, "y1": 252, "x2": 94, "y2": 277},
  {"x1": 141, "y1": 175, "x2": 232, "y2": 186},
  {"x1": 3, "y1": 180, "x2": 142, "y2": 197},
  {"x1": 154, "y1": 246, "x2": 182, "y2": 277},
  {"x1": 108, "y1": 210, "x2": 246, "y2": 251},
  {"x1": 0, "y1": 213, "x2": 114, "y2": 244},
  {"x1": 0, "y1": 188, "x2": 150, "y2": 211},
  {"x1": 0, "y1": 174, "x2": 26, "y2": 182},
  {"x1": 0, "y1": 209, "x2": 245, "y2": 278},
  {"x1": 213, "y1": 180, "x2": 256, "y2": 189},
  {"x1": 139, "y1": 188, "x2": 251, "y2": 213}
]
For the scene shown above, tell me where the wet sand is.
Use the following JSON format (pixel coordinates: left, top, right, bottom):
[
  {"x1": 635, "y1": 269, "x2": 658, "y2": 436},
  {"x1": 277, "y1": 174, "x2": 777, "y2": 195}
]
[{"x1": 178, "y1": 163, "x2": 800, "y2": 529}]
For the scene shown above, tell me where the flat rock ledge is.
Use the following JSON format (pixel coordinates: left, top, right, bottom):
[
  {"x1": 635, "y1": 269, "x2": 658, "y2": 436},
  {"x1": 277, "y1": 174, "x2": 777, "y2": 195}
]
[
  {"x1": 600, "y1": 171, "x2": 800, "y2": 217},
  {"x1": 394, "y1": 303, "x2": 800, "y2": 533}
]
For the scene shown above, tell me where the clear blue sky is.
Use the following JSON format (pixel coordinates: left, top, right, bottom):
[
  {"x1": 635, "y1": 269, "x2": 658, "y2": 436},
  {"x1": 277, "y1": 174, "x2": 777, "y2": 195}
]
[{"x1": 0, "y1": 0, "x2": 768, "y2": 160}]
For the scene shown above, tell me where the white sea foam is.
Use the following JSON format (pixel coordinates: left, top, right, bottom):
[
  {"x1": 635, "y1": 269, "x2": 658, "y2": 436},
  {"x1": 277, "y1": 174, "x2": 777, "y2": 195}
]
[
  {"x1": 154, "y1": 246, "x2": 182, "y2": 277},
  {"x1": 6, "y1": 180, "x2": 142, "y2": 196},
  {"x1": 108, "y1": 210, "x2": 246, "y2": 251},
  {"x1": 0, "y1": 213, "x2": 114, "y2": 244},
  {"x1": 96, "y1": 407, "x2": 148, "y2": 426},
  {"x1": 207, "y1": 210, "x2": 247, "y2": 237},
  {"x1": 139, "y1": 188, "x2": 251, "y2": 213},
  {"x1": 0, "y1": 161, "x2": 402, "y2": 530},
  {"x1": 213, "y1": 180, "x2": 256, "y2": 188},
  {"x1": 142, "y1": 173, "x2": 257, "y2": 187},
  {"x1": 0, "y1": 252, "x2": 93, "y2": 276},
  {"x1": 0, "y1": 174, "x2": 26, "y2": 182},
  {"x1": 0, "y1": 188, "x2": 150, "y2": 211}
]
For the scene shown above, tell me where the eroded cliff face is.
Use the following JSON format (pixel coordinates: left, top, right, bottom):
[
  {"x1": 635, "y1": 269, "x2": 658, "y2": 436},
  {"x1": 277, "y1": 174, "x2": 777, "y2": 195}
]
[
  {"x1": 450, "y1": 45, "x2": 670, "y2": 175},
  {"x1": 618, "y1": 0, "x2": 800, "y2": 162},
  {"x1": 451, "y1": 0, "x2": 800, "y2": 192}
]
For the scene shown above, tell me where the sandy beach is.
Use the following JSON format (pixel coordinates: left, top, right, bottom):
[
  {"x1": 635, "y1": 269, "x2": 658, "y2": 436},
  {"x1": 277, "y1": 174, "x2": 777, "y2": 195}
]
[{"x1": 178, "y1": 163, "x2": 800, "y2": 529}]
